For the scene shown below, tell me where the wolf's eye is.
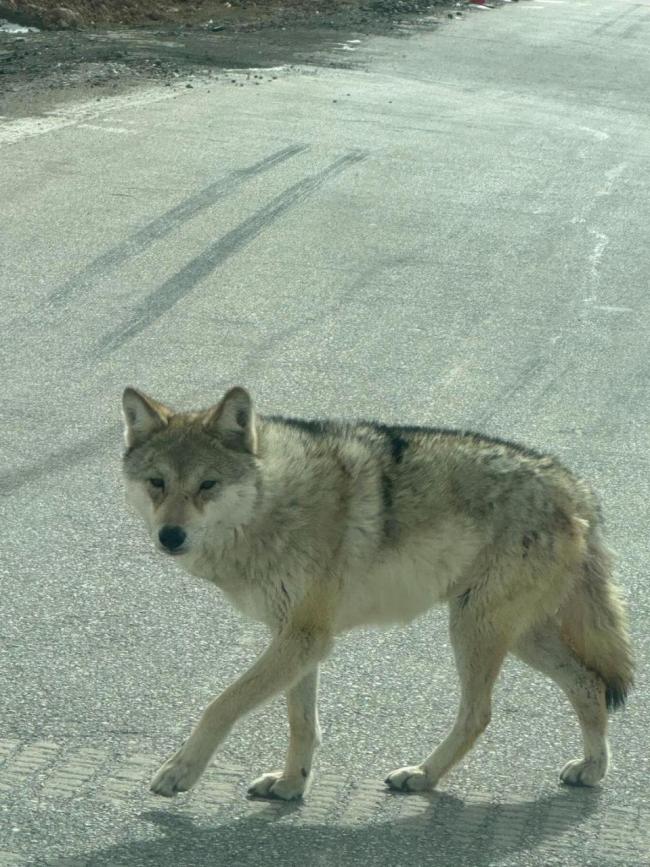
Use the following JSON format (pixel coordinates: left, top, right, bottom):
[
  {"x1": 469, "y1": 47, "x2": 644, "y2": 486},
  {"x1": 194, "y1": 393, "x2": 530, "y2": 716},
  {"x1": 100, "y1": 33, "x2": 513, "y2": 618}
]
[
  {"x1": 148, "y1": 478, "x2": 165, "y2": 489},
  {"x1": 199, "y1": 480, "x2": 217, "y2": 491}
]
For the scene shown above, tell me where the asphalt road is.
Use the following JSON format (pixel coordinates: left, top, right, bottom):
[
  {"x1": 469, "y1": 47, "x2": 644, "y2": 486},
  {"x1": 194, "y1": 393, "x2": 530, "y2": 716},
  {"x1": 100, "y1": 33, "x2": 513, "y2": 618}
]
[{"x1": 1, "y1": 1, "x2": 649, "y2": 864}]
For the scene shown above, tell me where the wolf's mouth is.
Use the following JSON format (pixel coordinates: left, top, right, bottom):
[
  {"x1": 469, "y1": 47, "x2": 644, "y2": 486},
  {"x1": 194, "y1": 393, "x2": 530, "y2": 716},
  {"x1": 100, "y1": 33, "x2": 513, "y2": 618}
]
[{"x1": 157, "y1": 546, "x2": 188, "y2": 557}]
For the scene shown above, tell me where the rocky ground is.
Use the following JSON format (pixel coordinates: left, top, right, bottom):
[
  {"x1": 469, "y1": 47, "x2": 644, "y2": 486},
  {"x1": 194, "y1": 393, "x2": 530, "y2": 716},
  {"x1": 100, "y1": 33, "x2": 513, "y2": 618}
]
[
  {"x1": 0, "y1": 0, "x2": 505, "y2": 117},
  {"x1": 1, "y1": 0, "x2": 469, "y2": 30}
]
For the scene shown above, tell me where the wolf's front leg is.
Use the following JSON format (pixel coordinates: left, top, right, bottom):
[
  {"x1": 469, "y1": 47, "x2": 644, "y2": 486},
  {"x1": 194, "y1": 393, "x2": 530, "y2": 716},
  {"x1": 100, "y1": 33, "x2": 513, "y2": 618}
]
[
  {"x1": 150, "y1": 624, "x2": 331, "y2": 797},
  {"x1": 248, "y1": 667, "x2": 321, "y2": 800}
]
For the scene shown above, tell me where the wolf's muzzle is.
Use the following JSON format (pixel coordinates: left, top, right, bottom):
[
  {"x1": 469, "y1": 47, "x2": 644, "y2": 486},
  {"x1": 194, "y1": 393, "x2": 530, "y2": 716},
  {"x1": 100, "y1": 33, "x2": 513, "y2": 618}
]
[{"x1": 158, "y1": 525, "x2": 187, "y2": 554}]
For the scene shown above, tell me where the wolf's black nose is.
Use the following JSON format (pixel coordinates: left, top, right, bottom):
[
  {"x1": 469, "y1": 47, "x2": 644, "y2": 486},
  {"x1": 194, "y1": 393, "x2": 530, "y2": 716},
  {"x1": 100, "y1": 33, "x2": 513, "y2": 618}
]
[{"x1": 159, "y1": 525, "x2": 186, "y2": 551}]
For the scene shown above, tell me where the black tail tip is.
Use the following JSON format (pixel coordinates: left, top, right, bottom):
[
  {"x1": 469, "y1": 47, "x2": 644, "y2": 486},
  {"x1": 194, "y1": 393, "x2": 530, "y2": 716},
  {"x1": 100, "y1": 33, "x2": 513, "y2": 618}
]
[{"x1": 606, "y1": 680, "x2": 632, "y2": 712}]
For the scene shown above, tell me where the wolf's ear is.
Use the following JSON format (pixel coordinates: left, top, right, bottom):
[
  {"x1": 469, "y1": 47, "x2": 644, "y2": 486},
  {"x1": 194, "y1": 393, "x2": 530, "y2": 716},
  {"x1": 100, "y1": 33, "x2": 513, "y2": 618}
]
[
  {"x1": 204, "y1": 386, "x2": 257, "y2": 454},
  {"x1": 122, "y1": 387, "x2": 171, "y2": 448}
]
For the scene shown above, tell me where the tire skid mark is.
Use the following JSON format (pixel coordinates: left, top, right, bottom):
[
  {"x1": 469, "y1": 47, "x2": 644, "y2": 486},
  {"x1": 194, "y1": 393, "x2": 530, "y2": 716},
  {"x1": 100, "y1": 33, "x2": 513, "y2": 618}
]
[
  {"x1": 96, "y1": 150, "x2": 368, "y2": 355},
  {"x1": 47, "y1": 144, "x2": 308, "y2": 308},
  {"x1": 593, "y1": 4, "x2": 638, "y2": 35},
  {"x1": 621, "y1": 8, "x2": 650, "y2": 38},
  {"x1": 0, "y1": 153, "x2": 367, "y2": 496},
  {"x1": 0, "y1": 424, "x2": 118, "y2": 496},
  {"x1": 476, "y1": 355, "x2": 548, "y2": 427}
]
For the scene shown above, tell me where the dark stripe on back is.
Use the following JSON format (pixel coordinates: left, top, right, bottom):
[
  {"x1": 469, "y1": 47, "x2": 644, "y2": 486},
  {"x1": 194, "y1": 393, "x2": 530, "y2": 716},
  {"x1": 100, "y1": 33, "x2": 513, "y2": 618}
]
[
  {"x1": 265, "y1": 415, "x2": 552, "y2": 464},
  {"x1": 381, "y1": 471, "x2": 400, "y2": 543},
  {"x1": 389, "y1": 433, "x2": 409, "y2": 463},
  {"x1": 369, "y1": 420, "x2": 546, "y2": 462},
  {"x1": 266, "y1": 416, "x2": 335, "y2": 437}
]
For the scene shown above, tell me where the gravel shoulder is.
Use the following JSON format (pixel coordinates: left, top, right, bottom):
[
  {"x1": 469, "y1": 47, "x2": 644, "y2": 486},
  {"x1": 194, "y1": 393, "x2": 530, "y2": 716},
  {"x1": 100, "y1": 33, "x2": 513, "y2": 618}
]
[{"x1": 0, "y1": 0, "x2": 499, "y2": 118}]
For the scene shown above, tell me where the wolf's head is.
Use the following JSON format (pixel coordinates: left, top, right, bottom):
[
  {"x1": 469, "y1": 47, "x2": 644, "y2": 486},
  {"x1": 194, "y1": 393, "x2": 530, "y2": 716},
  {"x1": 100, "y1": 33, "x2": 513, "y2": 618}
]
[{"x1": 121, "y1": 386, "x2": 259, "y2": 558}]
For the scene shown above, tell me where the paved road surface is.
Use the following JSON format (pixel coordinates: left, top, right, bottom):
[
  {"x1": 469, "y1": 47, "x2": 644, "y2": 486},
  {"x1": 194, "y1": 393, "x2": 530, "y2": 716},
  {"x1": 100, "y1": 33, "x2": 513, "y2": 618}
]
[{"x1": 1, "y1": 0, "x2": 648, "y2": 864}]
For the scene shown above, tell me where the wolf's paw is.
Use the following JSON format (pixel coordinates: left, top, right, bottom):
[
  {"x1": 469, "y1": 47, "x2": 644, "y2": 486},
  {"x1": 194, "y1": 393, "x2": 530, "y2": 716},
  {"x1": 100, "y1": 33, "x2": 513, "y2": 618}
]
[
  {"x1": 150, "y1": 749, "x2": 205, "y2": 797},
  {"x1": 385, "y1": 765, "x2": 434, "y2": 793},
  {"x1": 560, "y1": 756, "x2": 607, "y2": 787},
  {"x1": 247, "y1": 770, "x2": 308, "y2": 801}
]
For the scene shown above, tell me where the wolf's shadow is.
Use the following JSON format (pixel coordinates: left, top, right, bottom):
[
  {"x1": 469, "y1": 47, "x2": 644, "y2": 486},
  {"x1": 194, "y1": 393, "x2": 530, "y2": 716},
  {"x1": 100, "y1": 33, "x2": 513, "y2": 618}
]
[{"x1": 47, "y1": 786, "x2": 602, "y2": 866}]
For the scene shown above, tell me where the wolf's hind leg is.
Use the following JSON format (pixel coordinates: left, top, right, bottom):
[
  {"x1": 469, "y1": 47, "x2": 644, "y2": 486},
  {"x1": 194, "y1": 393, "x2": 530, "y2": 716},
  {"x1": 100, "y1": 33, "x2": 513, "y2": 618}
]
[
  {"x1": 248, "y1": 667, "x2": 321, "y2": 800},
  {"x1": 513, "y1": 621, "x2": 609, "y2": 786},
  {"x1": 386, "y1": 598, "x2": 507, "y2": 793}
]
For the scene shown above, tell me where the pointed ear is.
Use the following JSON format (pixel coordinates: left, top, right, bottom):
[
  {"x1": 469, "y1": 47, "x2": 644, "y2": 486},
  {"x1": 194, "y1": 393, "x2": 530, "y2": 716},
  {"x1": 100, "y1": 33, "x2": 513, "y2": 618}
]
[
  {"x1": 204, "y1": 387, "x2": 257, "y2": 454},
  {"x1": 122, "y1": 387, "x2": 171, "y2": 448}
]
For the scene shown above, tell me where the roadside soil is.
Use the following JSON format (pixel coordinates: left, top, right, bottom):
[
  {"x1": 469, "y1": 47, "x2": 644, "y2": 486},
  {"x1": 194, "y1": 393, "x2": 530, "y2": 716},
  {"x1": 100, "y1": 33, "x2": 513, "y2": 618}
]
[
  {"x1": 0, "y1": 0, "x2": 504, "y2": 117},
  {"x1": 1, "y1": 0, "x2": 465, "y2": 30}
]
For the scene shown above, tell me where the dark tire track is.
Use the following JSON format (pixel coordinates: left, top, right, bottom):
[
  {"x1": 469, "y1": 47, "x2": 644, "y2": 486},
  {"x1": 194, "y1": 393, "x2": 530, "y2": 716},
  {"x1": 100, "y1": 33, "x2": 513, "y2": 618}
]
[
  {"x1": 0, "y1": 425, "x2": 118, "y2": 496},
  {"x1": 47, "y1": 144, "x2": 308, "y2": 308},
  {"x1": 96, "y1": 150, "x2": 368, "y2": 355}
]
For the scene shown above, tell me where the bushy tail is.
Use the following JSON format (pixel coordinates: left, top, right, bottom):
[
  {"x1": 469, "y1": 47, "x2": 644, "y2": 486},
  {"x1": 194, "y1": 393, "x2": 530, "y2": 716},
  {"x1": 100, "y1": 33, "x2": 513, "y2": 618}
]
[{"x1": 560, "y1": 531, "x2": 634, "y2": 711}]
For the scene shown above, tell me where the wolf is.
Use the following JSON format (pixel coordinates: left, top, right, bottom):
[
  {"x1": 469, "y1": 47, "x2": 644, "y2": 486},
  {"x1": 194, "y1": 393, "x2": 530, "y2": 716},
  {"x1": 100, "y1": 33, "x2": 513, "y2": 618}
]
[{"x1": 121, "y1": 385, "x2": 634, "y2": 800}]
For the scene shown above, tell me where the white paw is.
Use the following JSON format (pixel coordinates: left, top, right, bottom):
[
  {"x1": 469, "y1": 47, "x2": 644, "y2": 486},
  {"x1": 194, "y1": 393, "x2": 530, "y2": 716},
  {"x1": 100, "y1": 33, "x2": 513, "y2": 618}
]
[
  {"x1": 385, "y1": 765, "x2": 434, "y2": 793},
  {"x1": 560, "y1": 756, "x2": 607, "y2": 787},
  {"x1": 247, "y1": 770, "x2": 308, "y2": 801},
  {"x1": 150, "y1": 748, "x2": 205, "y2": 797}
]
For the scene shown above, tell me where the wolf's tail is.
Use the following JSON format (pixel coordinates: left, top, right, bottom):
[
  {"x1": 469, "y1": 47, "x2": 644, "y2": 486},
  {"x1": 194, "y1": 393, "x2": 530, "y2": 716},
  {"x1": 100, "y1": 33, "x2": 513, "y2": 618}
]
[{"x1": 560, "y1": 530, "x2": 634, "y2": 711}]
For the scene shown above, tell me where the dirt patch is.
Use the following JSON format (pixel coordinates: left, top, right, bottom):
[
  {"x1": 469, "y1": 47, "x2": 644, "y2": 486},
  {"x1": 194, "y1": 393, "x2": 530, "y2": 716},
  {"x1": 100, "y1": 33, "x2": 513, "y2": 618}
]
[
  {"x1": 0, "y1": 0, "x2": 501, "y2": 118},
  {"x1": 1, "y1": 0, "x2": 455, "y2": 30}
]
